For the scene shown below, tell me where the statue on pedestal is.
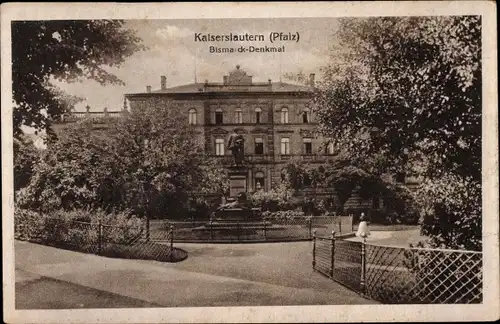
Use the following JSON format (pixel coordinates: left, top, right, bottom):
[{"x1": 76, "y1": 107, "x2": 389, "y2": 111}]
[
  {"x1": 228, "y1": 129, "x2": 245, "y2": 165},
  {"x1": 216, "y1": 192, "x2": 251, "y2": 211}
]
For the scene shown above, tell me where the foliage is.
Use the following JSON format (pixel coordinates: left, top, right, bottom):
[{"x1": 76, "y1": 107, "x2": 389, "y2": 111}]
[
  {"x1": 17, "y1": 105, "x2": 229, "y2": 218},
  {"x1": 13, "y1": 136, "x2": 41, "y2": 191},
  {"x1": 415, "y1": 173, "x2": 481, "y2": 251},
  {"x1": 261, "y1": 209, "x2": 306, "y2": 221},
  {"x1": 315, "y1": 17, "x2": 481, "y2": 249},
  {"x1": 313, "y1": 152, "x2": 371, "y2": 213},
  {"x1": 14, "y1": 208, "x2": 46, "y2": 241},
  {"x1": 14, "y1": 207, "x2": 144, "y2": 246},
  {"x1": 316, "y1": 16, "x2": 481, "y2": 180},
  {"x1": 12, "y1": 20, "x2": 145, "y2": 138},
  {"x1": 301, "y1": 197, "x2": 328, "y2": 216}
]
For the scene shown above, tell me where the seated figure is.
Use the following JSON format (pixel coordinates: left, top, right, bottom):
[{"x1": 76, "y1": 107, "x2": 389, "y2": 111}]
[{"x1": 217, "y1": 192, "x2": 250, "y2": 211}]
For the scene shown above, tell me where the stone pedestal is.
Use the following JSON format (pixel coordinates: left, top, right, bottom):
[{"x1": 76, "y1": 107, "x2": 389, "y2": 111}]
[{"x1": 214, "y1": 207, "x2": 261, "y2": 221}]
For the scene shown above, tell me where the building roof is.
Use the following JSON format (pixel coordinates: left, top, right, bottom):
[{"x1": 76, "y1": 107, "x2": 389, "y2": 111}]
[
  {"x1": 126, "y1": 65, "x2": 314, "y2": 96},
  {"x1": 141, "y1": 82, "x2": 311, "y2": 94}
]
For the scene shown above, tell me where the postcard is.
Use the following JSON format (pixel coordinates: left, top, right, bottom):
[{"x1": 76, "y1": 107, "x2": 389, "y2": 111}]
[{"x1": 2, "y1": 1, "x2": 498, "y2": 323}]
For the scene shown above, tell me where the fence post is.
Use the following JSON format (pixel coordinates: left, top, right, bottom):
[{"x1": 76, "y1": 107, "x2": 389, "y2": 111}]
[
  {"x1": 308, "y1": 218, "x2": 312, "y2": 240},
  {"x1": 209, "y1": 219, "x2": 213, "y2": 242},
  {"x1": 146, "y1": 218, "x2": 150, "y2": 242},
  {"x1": 338, "y1": 220, "x2": 342, "y2": 234},
  {"x1": 169, "y1": 224, "x2": 174, "y2": 251},
  {"x1": 351, "y1": 214, "x2": 354, "y2": 232},
  {"x1": 312, "y1": 230, "x2": 317, "y2": 270},
  {"x1": 360, "y1": 236, "x2": 367, "y2": 296},
  {"x1": 237, "y1": 220, "x2": 241, "y2": 241},
  {"x1": 330, "y1": 230, "x2": 335, "y2": 278},
  {"x1": 97, "y1": 220, "x2": 102, "y2": 255},
  {"x1": 263, "y1": 220, "x2": 267, "y2": 240}
]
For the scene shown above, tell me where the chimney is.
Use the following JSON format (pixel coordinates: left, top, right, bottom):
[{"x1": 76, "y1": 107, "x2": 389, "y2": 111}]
[
  {"x1": 161, "y1": 76, "x2": 167, "y2": 90},
  {"x1": 123, "y1": 96, "x2": 128, "y2": 111},
  {"x1": 223, "y1": 76, "x2": 228, "y2": 85},
  {"x1": 268, "y1": 79, "x2": 272, "y2": 85},
  {"x1": 309, "y1": 73, "x2": 315, "y2": 87},
  {"x1": 146, "y1": 85, "x2": 151, "y2": 93}
]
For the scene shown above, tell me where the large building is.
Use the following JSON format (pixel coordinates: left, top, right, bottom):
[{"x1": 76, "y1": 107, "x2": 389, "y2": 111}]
[
  {"x1": 56, "y1": 65, "x2": 388, "y2": 213},
  {"x1": 123, "y1": 65, "x2": 335, "y2": 197}
]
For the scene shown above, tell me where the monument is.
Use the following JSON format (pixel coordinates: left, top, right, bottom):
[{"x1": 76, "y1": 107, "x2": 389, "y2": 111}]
[
  {"x1": 214, "y1": 192, "x2": 260, "y2": 221},
  {"x1": 228, "y1": 129, "x2": 245, "y2": 165}
]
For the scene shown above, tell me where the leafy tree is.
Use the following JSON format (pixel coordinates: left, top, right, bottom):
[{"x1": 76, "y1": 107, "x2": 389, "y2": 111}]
[
  {"x1": 319, "y1": 154, "x2": 371, "y2": 214},
  {"x1": 415, "y1": 173, "x2": 481, "y2": 251},
  {"x1": 13, "y1": 136, "x2": 41, "y2": 191},
  {"x1": 12, "y1": 20, "x2": 145, "y2": 138},
  {"x1": 17, "y1": 104, "x2": 228, "y2": 219},
  {"x1": 316, "y1": 16, "x2": 481, "y2": 180},
  {"x1": 315, "y1": 17, "x2": 481, "y2": 249}
]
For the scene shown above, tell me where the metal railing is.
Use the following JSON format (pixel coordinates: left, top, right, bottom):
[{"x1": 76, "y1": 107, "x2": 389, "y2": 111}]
[
  {"x1": 60, "y1": 111, "x2": 123, "y2": 123},
  {"x1": 210, "y1": 154, "x2": 337, "y2": 164},
  {"x1": 312, "y1": 236, "x2": 483, "y2": 304},
  {"x1": 30, "y1": 218, "x2": 177, "y2": 262},
  {"x1": 149, "y1": 216, "x2": 353, "y2": 243},
  {"x1": 278, "y1": 154, "x2": 334, "y2": 163}
]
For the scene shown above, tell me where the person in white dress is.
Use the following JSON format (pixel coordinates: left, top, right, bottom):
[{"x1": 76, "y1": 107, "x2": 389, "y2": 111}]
[{"x1": 356, "y1": 213, "x2": 370, "y2": 238}]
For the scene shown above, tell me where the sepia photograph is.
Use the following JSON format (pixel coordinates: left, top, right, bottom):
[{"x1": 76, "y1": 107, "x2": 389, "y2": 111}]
[{"x1": 2, "y1": 2, "x2": 498, "y2": 323}]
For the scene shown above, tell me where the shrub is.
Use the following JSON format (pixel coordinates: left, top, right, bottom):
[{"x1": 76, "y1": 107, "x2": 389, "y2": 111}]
[
  {"x1": 14, "y1": 208, "x2": 46, "y2": 241},
  {"x1": 415, "y1": 173, "x2": 481, "y2": 251},
  {"x1": 249, "y1": 181, "x2": 296, "y2": 212},
  {"x1": 14, "y1": 207, "x2": 145, "y2": 247},
  {"x1": 262, "y1": 209, "x2": 305, "y2": 223}
]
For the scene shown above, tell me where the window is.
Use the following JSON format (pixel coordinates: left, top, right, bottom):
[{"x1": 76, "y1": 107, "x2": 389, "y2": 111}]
[
  {"x1": 280, "y1": 137, "x2": 290, "y2": 155},
  {"x1": 255, "y1": 107, "x2": 262, "y2": 124},
  {"x1": 280, "y1": 107, "x2": 289, "y2": 124},
  {"x1": 215, "y1": 138, "x2": 225, "y2": 156},
  {"x1": 188, "y1": 108, "x2": 197, "y2": 125},
  {"x1": 215, "y1": 108, "x2": 223, "y2": 124},
  {"x1": 303, "y1": 138, "x2": 312, "y2": 154},
  {"x1": 302, "y1": 108, "x2": 310, "y2": 123},
  {"x1": 280, "y1": 168, "x2": 288, "y2": 181},
  {"x1": 326, "y1": 141, "x2": 335, "y2": 155},
  {"x1": 235, "y1": 108, "x2": 243, "y2": 124},
  {"x1": 303, "y1": 173, "x2": 312, "y2": 187},
  {"x1": 254, "y1": 137, "x2": 264, "y2": 154},
  {"x1": 255, "y1": 171, "x2": 265, "y2": 191}
]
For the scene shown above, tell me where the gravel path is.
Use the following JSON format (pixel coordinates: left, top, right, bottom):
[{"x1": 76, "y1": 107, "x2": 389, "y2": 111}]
[{"x1": 15, "y1": 240, "x2": 375, "y2": 309}]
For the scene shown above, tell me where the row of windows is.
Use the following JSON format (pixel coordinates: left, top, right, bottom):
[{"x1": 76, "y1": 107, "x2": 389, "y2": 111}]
[
  {"x1": 214, "y1": 137, "x2": 334, "y2": 156},
  {"x1": 188, "y1": 107, "x2": 312, "y2": 125}
]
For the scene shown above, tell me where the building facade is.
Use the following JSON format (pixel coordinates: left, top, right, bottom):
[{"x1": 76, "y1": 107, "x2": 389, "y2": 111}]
[{"x1": 123, "y1": 65, "x2": 336, "y2": 197}]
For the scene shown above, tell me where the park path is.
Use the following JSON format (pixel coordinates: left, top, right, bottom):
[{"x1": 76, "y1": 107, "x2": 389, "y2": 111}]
[{"x1": 15, "y1": 240, "x2": 375, "y2": 309}]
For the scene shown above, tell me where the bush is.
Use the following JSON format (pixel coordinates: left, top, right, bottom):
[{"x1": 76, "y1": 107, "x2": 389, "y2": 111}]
[
  {"x1": 14, "y1": 207, "x2": 145, "y2": 247},
  {"x1": 14, "y1": 208, "x2": 46, "y2": 241},
  {"x1": 249, "y1": 182, "x2": 296, "y2": 212},
  {"x1": 262, "y1": 209, "x2": 305, "y2": 222},
  {"x1": 415, "y1": 174, "x2": 481, "y2": 251}
]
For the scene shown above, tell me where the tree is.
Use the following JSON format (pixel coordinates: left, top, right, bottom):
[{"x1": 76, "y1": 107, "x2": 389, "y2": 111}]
[
  {"x1": 315, "y1": 17, "x2": 481, "y2": 249},
  {"x1": 12, "y1": 20, "x2": 145, "y2": 138},
  {"x1": 316, "y1": 16, "x2": 481, "y2": 181},
  {"x1": 313, "y1": 152, "x2": 370, "y2": 214},
  {"x1": 17, "y1": 104, "x2": 229, "y2": 219},
  {"x1": 13, "y1": 136, "x2": 41, "y2": 191}
]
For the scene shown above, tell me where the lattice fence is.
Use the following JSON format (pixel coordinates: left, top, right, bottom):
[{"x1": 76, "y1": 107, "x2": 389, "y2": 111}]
[
  {"x1": 365, "y1": 245, "x2": 483, "y2": 304},
  {"x1": 312, "y1": 237, "x2": 483, "y2": 304},
  {"x1": 332, "y1": 239, "x2": 363, "y2": 292},
  {"x1": 151, "y1": 216, "x2": 353, "y2": 243},
  {"x1": 313, "y1": 235, "x2": 333, "y2": 278},
  {"x1": 34, "y1": 218, "x2": 177, "y2": 262}
]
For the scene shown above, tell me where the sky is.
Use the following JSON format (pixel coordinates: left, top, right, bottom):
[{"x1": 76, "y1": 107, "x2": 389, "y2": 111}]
[{"x1": 55, "y1": 18, "x2": 340, "y2": 112}]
